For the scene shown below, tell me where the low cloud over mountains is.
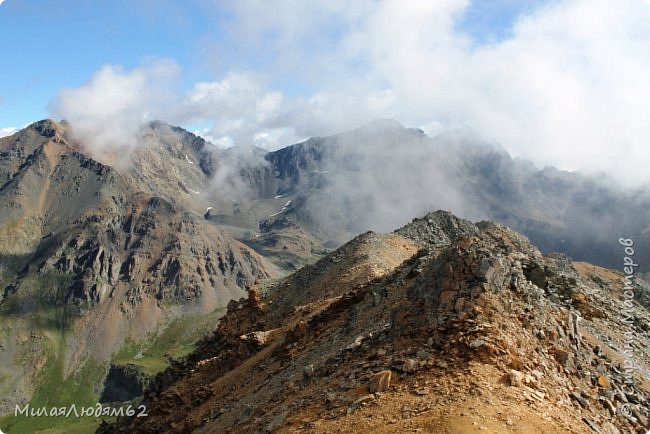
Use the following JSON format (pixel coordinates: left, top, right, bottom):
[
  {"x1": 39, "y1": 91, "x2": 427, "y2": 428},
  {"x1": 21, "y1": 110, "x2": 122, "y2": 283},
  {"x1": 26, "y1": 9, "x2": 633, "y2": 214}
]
[{"x1": 48, "y1": 0, "x2": 650, "y2": 187}]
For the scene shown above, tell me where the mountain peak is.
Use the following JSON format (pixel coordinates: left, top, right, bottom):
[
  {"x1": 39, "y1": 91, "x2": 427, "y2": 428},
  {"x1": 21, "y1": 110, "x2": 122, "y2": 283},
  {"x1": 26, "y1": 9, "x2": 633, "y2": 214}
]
[
  {"x1": 28, "y1": 118, "x2": 66, "y2": 138},
  {"x1": 353, "y1": 118, "x2": 426, "y2": 138},
  {"x1": 396, "y1": 210, "x2": 480, "y2": 248},
  {"x1": 360, "y1": 118, "x2": 404, "y2": 130}
]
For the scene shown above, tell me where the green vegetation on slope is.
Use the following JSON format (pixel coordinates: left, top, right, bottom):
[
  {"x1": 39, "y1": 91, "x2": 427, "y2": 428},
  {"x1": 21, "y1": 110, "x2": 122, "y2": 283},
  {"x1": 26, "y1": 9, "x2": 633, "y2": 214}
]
[
  {"x1": 0, "y1": 292, "x2": 227, "y2": 434},
  {"x1": 113, "y1": 307, "x2": 226, "y2": 375},
  {"x1": 0, "y1": 323, "x2": 106, "y2": 433}
]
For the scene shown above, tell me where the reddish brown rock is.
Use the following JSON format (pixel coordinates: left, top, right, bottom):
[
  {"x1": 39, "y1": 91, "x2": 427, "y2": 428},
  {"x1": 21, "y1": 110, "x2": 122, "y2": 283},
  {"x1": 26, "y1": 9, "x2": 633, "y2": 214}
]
[{"x1": 369, "y1": 370, "x2": 392, "y2": 393}]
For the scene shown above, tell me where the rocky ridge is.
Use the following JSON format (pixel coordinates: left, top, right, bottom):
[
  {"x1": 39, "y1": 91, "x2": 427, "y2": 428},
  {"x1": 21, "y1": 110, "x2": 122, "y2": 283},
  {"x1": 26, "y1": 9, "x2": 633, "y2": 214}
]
[{"x1": 101, "y1": 210, "x2": 650, "y2": 433}]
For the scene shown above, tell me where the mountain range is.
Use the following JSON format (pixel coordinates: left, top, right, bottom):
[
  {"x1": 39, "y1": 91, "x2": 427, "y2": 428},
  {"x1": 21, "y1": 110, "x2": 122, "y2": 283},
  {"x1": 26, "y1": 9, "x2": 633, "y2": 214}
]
[{"x1": 0, "y1": 119, "x2": 648, "y2": 433}]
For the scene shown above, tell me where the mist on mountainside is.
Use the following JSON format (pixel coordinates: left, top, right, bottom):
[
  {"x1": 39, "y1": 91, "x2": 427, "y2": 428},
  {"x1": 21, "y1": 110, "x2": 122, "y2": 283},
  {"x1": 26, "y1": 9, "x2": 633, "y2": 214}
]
[{"x1": 256, "y1": 119, "x2": 650, "y2": 268}]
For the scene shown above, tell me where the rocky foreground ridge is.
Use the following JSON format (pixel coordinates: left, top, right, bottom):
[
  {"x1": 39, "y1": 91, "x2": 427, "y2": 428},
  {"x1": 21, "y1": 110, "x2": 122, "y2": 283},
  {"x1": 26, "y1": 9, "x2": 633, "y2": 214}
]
[{"x1": 102, "y1": 211, "x2": 650, "y2": 433}]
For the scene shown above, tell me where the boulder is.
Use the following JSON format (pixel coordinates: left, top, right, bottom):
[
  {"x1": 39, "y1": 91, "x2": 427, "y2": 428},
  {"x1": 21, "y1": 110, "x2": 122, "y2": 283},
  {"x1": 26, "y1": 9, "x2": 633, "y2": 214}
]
[{"x1": 369, "y1": 370, "x2": 392, "y2": 393}]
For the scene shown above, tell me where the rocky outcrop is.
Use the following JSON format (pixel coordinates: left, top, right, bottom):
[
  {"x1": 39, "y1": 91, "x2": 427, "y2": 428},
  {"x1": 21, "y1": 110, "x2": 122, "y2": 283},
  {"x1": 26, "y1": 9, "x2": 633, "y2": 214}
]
[{"x1": 395, "y1": 210, "x2": 480, "y2": 249}]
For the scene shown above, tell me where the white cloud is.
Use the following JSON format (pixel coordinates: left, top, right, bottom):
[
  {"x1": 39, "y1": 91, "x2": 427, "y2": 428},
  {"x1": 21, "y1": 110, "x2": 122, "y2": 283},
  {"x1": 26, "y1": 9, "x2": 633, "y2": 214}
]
[
  {"x1": 344, "y1": 0, "x2": 650, "y2": 186},
  {"x1": 0, "y1": 127, "x2": 17, "y2": 138},
  {"x1": 181, "y1": 72, "x2": 291, "y2": 147},
  {"x1": 49, "y1": 59, "x2": 180, "y2": 157},
  {"x1": 49, "y1": 0, "x2": 650, "y2": 186},
  {"x1": 210, "y1": 0, "x2": 650, "y2": 186}
]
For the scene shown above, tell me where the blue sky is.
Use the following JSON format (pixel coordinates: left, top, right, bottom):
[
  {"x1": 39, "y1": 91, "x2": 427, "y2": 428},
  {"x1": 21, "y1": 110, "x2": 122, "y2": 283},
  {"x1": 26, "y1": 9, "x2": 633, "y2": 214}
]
[
  {"x1": 0, "y1": 1, "x2": 219, "y2": 127},
  {"x1": 1, "y1": 0, "x2": 541, "y2": 129},
  {"x1": 1, "y1": 0, "x2": 649, "y2": 186}
]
